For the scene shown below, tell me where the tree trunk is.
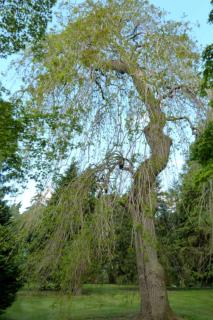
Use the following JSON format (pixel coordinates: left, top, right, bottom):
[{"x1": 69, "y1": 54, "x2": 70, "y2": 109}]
[
  {"x1": 129, "y1": 98, "x2": 180, "y2": 320},
  {"x1": 104, "y1": 60, "x2": 181, "y2": 319}
]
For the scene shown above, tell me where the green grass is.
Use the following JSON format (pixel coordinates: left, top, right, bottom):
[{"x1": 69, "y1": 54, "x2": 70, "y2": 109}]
[{"x1": 0, "y1": 285, "x2": 212, "y2": 320}]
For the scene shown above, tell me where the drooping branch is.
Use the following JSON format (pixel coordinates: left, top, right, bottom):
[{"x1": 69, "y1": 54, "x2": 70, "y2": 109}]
[
  {"x1": 160, "y1": 85, "x2": 204, "y2": 109},
  {"x1": 160, "y1": 85, "x2": 184, "y2": 100},
  {"x1": 166, "y1": 116, "x2": 199, "y2": 135},
  {"x1": 105, "y1": 60, "x2": 129, "y2": 74},
  {"x1": 126, "y1": 23, "x2": 141, "y2": 40},
  {"x1": 94, "y1": 77, "x2": 106, "y2": 100},
  {"x1": 95, "y1": 151, "x2": 135, "y2": 177}
]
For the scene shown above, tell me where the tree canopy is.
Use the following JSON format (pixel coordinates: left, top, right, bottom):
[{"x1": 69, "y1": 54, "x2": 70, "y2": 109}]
[
  {"x1": 0, "y1": 199, "x2": 21, "y2": 313},
  {"x1": 0, "y1": 0, "x2": 57, "y2": 57},
  {"x1": 201, "y1": 0, "x2": 213, "y2": 98},
  {"x1": 20, "y1": 0, "x2": 205, "y2": 188},
  {"x1": 0, "y1": 98, "x2": 23, "y2": 188}
]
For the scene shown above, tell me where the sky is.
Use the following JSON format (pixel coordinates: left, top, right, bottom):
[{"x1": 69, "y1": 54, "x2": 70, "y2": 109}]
[
  {"x1": 152, "y1": 0, "x2": 212, "y2": 47},
  {"x1": 2, "y1": 0, "x2": 212, "y2": 212}
]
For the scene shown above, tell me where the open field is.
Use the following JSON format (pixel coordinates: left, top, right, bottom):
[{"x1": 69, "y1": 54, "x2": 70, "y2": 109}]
[{"x1": 0, "y1": 285, "x2": 212, "y2": 320}]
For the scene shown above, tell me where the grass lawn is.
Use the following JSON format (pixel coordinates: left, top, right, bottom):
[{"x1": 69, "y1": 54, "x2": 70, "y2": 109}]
[{"x1": 0, "y1": 285, "x2": 212, "y2": 320}]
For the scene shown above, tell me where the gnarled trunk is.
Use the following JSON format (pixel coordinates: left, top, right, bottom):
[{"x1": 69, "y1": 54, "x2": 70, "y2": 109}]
[
  {"x1": 105, "y1": 60, "x2": 181, "y2": 319},
  {"x1": 129, "y1": 102, "x2": 180, "y2": 320}
]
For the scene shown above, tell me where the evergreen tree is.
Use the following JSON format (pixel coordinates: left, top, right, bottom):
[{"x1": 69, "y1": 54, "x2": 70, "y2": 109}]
[
  {"x1": 156, "y1": 121, "x2": 213, "y2": 288},
  {"x1": 0, "y1": 198, "x2": 21, "y2": 313}
]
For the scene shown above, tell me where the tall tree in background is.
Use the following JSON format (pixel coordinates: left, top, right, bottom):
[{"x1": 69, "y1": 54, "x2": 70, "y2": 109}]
[
  {"x1": 201, "y1": 0, "x2": 213, "y2": 100},
  {"x1": 0, "y1": 0, "x2": 57, "y2": 311},
  {"x1": 0, "y1": 199, "x2": 21, "y2": 313},
  {"x1": 174, "y1": 121, "x2": 213, "y2": 287},
  {"x1": 156, "y1": 171, "x2": 212, "y2": 288},
  {"x1": 0, "y1": 96, "x2": 23, "y2": 313},
  {"x1": 157, "y1": 8, "x2": 213, "y2": 284},
  {"x1": 18, "y1": 163, "x2": 99, "y2": 293},
  {"x1": 0, "y1": 98, "x2": 23, "y2": 193},
  {"x1": 0, "y1": 0, "x2": 58, "y2": 188},
  {"x1": 18, "y1": 163, "x2": 137, "y2": 290},
  {"x1": 20, "y1": 0, "x2": 206, "y2": 319}
]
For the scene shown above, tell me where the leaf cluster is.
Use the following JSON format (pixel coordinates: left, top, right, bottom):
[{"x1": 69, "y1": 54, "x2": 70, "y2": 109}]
[
  {"x1": 0, "y1": 0, "x2": 57, "y2": 57},
  {"x1": 0, "y1": 199, "x2": 22, "y2": 312}
]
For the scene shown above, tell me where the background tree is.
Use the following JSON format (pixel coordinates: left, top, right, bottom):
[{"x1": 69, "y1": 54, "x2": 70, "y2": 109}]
[
  {"x1": 0, "y1": 0, "x2": 59, "y2": 312},
  {"x1": 0, "y1": 97, "x2": 23, "y2": 193},
  {"x1": 0, "y1": 0, "x2": 57, "y2": 57},
  {"x1": 19, "y1": 0, "x2": 206, "y2": 319},
  {"x1": 0, "y1": 0, "x2": 58, "y2": 186},
  {"x1": 155, "y1": 0, "x2": 212, "y2": 290},
  {"x1": 0, "y1": 199, "x2": 21, "y2": 313},
  {"x1": 201, "y1": 0, "x2": 213, "y2": 101},
  {"x1": 17, "y1": 163, "x2": 106, "y2": 294},
  {"x1": 0, "y1": 97, "x2": 23, "y2": 312},
  {"x1": 156, "y1": 115, "x2": 213, "y2": 288},
  {"x1": 105, "y1": 197, "x2": 137, "y2": 285},
  {"x1": 19, "y1": 168, "x2": 137, "y2": 290}
]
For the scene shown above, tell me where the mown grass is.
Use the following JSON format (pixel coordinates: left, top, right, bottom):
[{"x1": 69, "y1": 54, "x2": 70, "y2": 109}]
[{"x1": 0, "y1": 285, "x2": 212, "y2": 320}]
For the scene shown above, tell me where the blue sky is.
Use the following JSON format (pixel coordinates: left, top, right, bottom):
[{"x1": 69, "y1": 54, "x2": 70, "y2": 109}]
[
  {"x1": 2, "y1": 0, "x2": 212, "y2": 211},
  {"x1": 152, "y1": 0, "x2": 212, "y2": 47}
]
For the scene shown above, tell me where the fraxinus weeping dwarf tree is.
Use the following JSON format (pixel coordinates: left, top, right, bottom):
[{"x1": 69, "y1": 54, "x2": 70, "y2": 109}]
[{"x1": 21, "y1": 0, "x2": 206, "y2": 319}]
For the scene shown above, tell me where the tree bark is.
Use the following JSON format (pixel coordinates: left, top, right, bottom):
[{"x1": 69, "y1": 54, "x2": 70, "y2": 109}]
[{"x1": 129, "y1": 102, "x2": 179, "y2": 320}]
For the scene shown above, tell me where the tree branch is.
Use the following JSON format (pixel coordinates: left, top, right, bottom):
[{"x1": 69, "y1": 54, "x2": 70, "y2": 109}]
[
  {"x1": 94, "y1": 77, "x2": 106, "y2": 100},
  {"x1": 166, "y1": 116, "x2": 199, "y2": 135},
  {"x1": 160, "y1": 85, "x2": 183, "y2": 100},
  {"x1": 105, "y1": 60, "x2": 129, "y2": 74},
  {"x1": 160, "y1": 85, "x2": 204, "y2": 109}
]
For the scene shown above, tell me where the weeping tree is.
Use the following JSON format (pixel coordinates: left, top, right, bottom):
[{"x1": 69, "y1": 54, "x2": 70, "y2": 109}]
[
  {"x1": 18, "y1": 162, "x2": 135, "y2": 291},
  {"x1": 18, "y1": 165, "x2": 117, "y2": 293},
  {"x1": 19, "y1": 0, "x2": 207, "y2": 319}
]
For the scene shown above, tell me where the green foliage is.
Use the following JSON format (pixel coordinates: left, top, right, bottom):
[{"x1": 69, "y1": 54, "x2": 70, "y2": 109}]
[
  {"x1": 0, "y1": 0, "x2": 58, "y2": 187},
  {"x1": 87, "y1": 197, "x2": 137, "y2": 285},
  {"x1": 0, "y1": 199, "x2": 21, "y2": 313},
  {"x1": 0, "y1": 99, "x2": 23, "y2": 171},
  {"x1": 18, "y1": 164, "x2": 137, "y2": 290},
  {"x1": 0, "y1": 199, "x2": 11, "y2": 225},
  {"x1": 156, "y1": 122, "x2": 213, "y2": 288},
  {"x1": 201, "y1": 44, "x2": 213, "y2": 95},
  {"x1": 208, "y1": 0, "x2": 213, "y2": 24},
  {"x1": 156, "y1": 185, "x2": 212, "y2": 287},
  {"x1": 49, "y1": 162, "x2": 79, "y2": 205},
  {"x1": 17, "y1": 163, "x2": 110, "y2": 292},
  {"x1": 20, "y1": 0, "x2": 201, "y2": 184},
  {"x1": 0, "y1": 93, "x2": 23, "y2": 311},
  {"x1": 190, "y1": 121, "x2": 213, "y2": 166},
  {"x1": 0, "y1": 97, "x2": 24, "y2": 196},
  {"x1": 105, "y1": 198, "x2": 137, "y2": 285},
  {"x1": 201, "y1": 1, "x2": 213, "y2": 96},
  {"x1": 0, "y1": 0, "x2": 56, "y2": 57}
]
